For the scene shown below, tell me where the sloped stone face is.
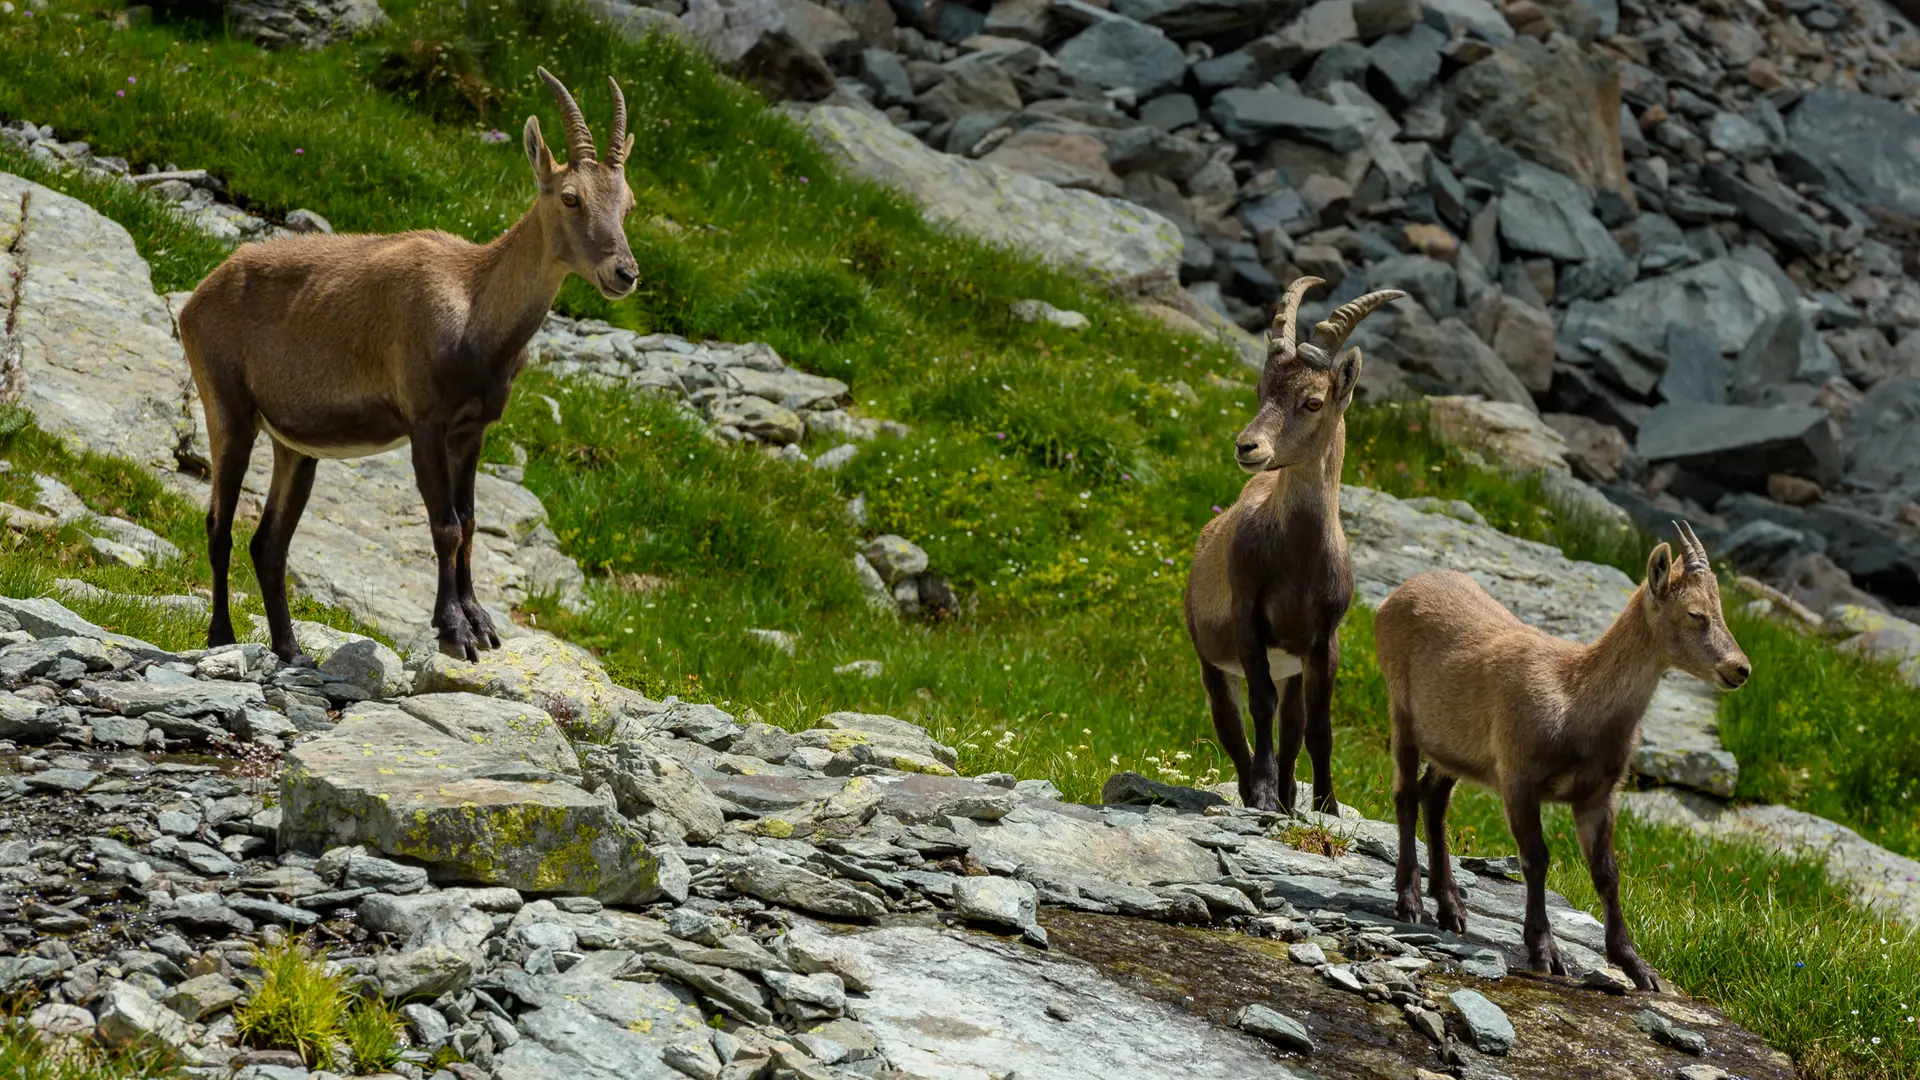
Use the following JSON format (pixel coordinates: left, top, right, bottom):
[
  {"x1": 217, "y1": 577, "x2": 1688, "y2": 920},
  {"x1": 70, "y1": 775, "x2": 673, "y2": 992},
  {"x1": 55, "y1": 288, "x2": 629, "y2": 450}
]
[
  {"x1": 281, "y1": 703, "x2": 657, "y2": 903},
  {"x1": 792, "y1": 105, "x2": 1182, "y2": 289},
  {"x1": 409, "y1": 633, "x2": 655, "y2": 740}
]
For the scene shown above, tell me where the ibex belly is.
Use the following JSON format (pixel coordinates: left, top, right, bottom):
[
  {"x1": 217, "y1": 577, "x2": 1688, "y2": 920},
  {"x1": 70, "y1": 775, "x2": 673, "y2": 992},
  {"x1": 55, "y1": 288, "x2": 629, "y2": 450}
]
[
  {"x1": 258, "y1": 417, "x2": 409, "y2": 461},
  {"x1": 1216, "y1": 650, "x2": 1305, "y2": 681}
]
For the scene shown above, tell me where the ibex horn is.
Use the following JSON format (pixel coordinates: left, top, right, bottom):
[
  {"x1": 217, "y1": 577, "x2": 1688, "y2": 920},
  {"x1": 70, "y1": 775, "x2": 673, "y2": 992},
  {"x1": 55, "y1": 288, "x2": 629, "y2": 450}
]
[
  {"x1": 1268, "y1": 276, "x2": 1325, "y2": 357},
  {"x1": 605, "y1": 76, "x2": 629, "y2": 169},
  {"x1": 1675, "y1": 520, "x2": 1711, "y2": 574},
  {"x1": 537, "y1": 67, "x2": 596, "y2": 165},
  {"x1": 1309, "y1": 289, "x2": 1408, "y2": 355}
]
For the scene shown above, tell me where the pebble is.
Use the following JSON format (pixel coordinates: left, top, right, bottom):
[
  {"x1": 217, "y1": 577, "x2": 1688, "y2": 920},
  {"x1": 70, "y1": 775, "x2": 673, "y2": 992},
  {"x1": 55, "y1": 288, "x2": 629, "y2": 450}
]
[
  {"x1": 1232, "y1": 1003, "x2": 1315, "y2": 1053},
  {"x1": 1449, "y1": 989, "x2": 1516, "y2": 1055}
]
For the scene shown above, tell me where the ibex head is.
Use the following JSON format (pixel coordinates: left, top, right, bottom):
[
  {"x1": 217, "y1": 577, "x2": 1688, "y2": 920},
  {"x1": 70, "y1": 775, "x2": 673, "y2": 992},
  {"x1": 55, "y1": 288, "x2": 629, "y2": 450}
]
[
  {"x1": 1646, "y1": 521, "x2": 1751, "y2": 690},
  {"x1": 525, "y1": 67, "x2": 640, "y2": 299},
  {"x1": 1234, "y1": 279, "x2": 1405, "y2": 474}
]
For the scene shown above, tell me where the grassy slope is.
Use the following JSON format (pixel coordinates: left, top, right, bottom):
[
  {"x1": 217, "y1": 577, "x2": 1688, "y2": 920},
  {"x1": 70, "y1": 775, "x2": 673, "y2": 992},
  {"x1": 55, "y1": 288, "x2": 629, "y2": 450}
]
[{"x1": 2, "y1": 1, "x2": 1919, "y2": 1074}]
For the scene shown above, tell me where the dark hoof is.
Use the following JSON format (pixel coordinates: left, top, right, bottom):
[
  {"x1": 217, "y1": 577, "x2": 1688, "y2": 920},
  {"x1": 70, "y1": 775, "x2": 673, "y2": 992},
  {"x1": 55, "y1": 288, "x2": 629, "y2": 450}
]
[
  {"x1": 207, "y1": 625, "x2": 237, "y2": 649},
  {"x1": 1312, "y1": 794, "x2": 1341, "y2": 816},
  {"x1": 1436, "y1": 905, "x2": 1467, "y2": 935},
  {"x1": 463, "y1": 601, "x2": 503, "y2": 650},
  {"x1": 1395, "y1": 893, "x2": 1426, "y2": 925},
  {"x1": 1618, "y1": 953, "x2": 1660, "y2": 992},
  {"x1": 1530, "y1": 940, "x2": 1569, "y2": 978},
  {"x1": 437, "y1": 625, "x2": 480, "y2": 663}
]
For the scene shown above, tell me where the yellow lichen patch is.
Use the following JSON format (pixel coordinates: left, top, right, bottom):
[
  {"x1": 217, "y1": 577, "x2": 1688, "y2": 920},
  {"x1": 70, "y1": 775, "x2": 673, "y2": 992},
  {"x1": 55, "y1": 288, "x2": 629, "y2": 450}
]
[
  {"x1": 627, "y1": 1019, "x2": 653, "y2": 1034},
  {"x1": 757, "y1": 818, "x2": 795, "y2": 839},
  {"x1": 822, "y1": 731, "x2": 873, "y2": 753}
]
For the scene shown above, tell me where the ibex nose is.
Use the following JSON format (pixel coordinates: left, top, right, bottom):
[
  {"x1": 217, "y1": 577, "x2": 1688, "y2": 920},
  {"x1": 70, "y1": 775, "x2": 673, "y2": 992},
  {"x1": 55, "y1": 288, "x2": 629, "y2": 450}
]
[
  {"x1": 1236, "y1": 441, "x2": 1260, "y2": 457},
  {"x1": 1718, "y1": 660, "x2": 1751, "y2": 689},
  {"x1": 613, "y1": 264, "x2": 638, "y2": 289}
]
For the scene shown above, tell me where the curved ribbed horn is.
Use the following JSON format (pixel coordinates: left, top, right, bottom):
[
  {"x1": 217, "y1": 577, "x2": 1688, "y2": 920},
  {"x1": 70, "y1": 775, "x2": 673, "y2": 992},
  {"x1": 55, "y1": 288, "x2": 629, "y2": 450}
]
[
  {"x1": 604, "y1": 76, "x2": 629, "y2": 168},
  {"x1": 1676, "y1": 520, "x2": 1711, "y2": 573},
  {"x1": 1309, "y1": 289, "x2": 1407, "y2": 354},
  {"x1": 1268, "y1": 276, "x2": 1325, "y2": 357},
  {"x1": 537, "y1": 66, "x2": 596, "y2": 165}
]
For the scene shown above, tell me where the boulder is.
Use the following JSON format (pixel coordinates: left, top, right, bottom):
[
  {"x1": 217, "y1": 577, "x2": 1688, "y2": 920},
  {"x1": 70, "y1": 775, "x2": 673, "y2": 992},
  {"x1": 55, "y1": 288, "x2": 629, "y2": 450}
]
[
  {"x1": 1052, "y1": 18, "x2": 1189, "y2": 99},
  {"x1": 1445, "y1": 35, "x2": 1632, "y2": 205},
  {"x1": 981, "y1": 124, "x2": 1124, "y2": 196},
  {"x1": 793, "y1": 105, "x2": 1182, "y2": 288},
  {"x1": 1101, "y1": 771, "x2": 1228, "y2": 812},
  {"x1": 227, "y1": 0, "x2": 386, "y2": 49},
  {"x1": 397, "y1": 693, "x2": 582, "y2": 777},
  {"x1": 1209, "y1": 86, "x2": 1366, "y2": 151},
  {"x1": 1701, "y1": 165, "x2": 1829, "y2": 258},
  {"x1": 1426, "y1": 396, "x2": 1569, "y2": 473},
  {"x1": 1570, "y1": 258, "x2": 1788, "y2": 356},
  {"x1": 1636, "y1": 403, "x2": 1841, "y2": 488},
  {"x1": 1467, "y1": 290, "x2": 1556, "y2": 393},
  {"x1": 807, "y1": 711, "x2": 958, "y2": 766},
  {"x1": 1783, "y1": 89, "x2": 1920, "y2": 218},
  {"x1": 281, "y1": 702, "x2": 658, "y2": 903},
  {"x1": 1843, "y1": 378, "x2": 1920, "y2": 500},
  {"x1": 1730, "y1": 310, "x2": 1839, "y2": 406},
  {"x1": 1108, "y1": 0, "x2": 1288, "y2": 39},
  {"x1": 1658, "y1": 323, "x2": 1730, "y2": 406},
  {"x1": 682, "y1": 0, "x2": 858, "y2": 101},
  {"x1": 581, "y1": 741, "x2": 728, "y2": 842},
  {"x1": 1386, "y1": 318, "x2": 1538, "y2": 412},
  {"x1": 1495, "y1": 162, "x2": 1628, "y2": 269},
  {"x1": 1542, "y1": 413, "x2": 1629, "y2": 483},
  {"x1": 409, "y1": 632, "x2": 653, "y2": 740}
]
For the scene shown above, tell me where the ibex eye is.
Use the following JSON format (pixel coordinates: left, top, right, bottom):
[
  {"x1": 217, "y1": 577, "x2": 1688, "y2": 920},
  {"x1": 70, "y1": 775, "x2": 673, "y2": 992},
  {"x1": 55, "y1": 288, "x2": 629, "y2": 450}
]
[
  {"x1": 561, "y1": 192, "x2": 580, "y2": 208},
  {"x1": 1304, "y1": 398, "x2": 1324, "y2": 412}
]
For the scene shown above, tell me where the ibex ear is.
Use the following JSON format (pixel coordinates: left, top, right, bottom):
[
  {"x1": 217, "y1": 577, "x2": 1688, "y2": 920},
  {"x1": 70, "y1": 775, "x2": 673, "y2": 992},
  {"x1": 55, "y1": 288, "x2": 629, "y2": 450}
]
[
  {"x1": 1646, "y1": 543, "x2": 1674, "y2": 600},
  {"x1": 524, "y1": 116, "x2": 557, "y2": 184},
  {"x1": 1333, "y1": 347, "x2": 1363, "y2": 409}
]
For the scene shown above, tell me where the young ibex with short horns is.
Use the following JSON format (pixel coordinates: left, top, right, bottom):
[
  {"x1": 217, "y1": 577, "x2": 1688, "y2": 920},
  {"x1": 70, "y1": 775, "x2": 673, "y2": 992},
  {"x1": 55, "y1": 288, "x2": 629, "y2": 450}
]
[
  {"x1": 1184, "y1": 277, "x2": 1405, "y2": 814},
  {"x1": 1374, "y1": 522, "x2": 1750, "y2": 990},
  {"x1": 178, "y1": 68, "x2": 639, "y2": 664}
]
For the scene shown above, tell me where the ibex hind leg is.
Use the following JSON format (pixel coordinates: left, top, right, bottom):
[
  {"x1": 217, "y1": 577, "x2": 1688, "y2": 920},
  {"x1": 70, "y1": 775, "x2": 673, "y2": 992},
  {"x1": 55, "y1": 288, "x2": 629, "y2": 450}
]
[
  {"x1": 254, "y1": 440, "x2": 319, "y2": 667},
  {"x1": 450, "y1": 430, "x2": 500, "y2": 650},
  {"x1": 201, "y1": 402, "x2": 258, "y2": 650},
  {"x1": 1421, "y1": 765, "x2": 1466, "y2": 933}
]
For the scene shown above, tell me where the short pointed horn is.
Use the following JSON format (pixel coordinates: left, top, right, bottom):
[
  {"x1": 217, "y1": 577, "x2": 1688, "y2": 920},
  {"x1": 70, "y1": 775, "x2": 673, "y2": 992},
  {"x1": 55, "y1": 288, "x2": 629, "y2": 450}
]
[
  {"x1": 1309, "y1": 289, "x2": 1408, "y2": 354},
  {"x1": 1268, "y1": 276, "x2": 1325, "y2": 356},
  {"x1": 605, "y1": 76, "x2": 629, "y2": 168},
  {"x1": 537, "y1": 66, "x2": 596, "y2": 164},
  {"x1": 1677, "y1": 520, "x2": 1711, "y2": 573}
]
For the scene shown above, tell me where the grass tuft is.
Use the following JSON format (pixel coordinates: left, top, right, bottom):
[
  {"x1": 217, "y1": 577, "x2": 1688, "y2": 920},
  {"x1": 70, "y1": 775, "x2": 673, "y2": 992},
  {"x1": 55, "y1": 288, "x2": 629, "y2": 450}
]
[
  {"x1": 0, "y1": 1011, "x2": 180, "y2": 1080},
  {"x1": 339, "y1": 996, "x2": 405, "y2": 1075},
  {"x1": 233, "y1": 938, "x2": 348, "y2": 1070}
]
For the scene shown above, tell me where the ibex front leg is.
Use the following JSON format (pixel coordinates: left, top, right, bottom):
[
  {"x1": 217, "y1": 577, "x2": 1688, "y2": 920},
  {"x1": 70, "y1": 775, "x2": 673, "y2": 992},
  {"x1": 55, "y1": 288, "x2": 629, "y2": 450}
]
[
  {"x1": 412, "y1": 420, "x2": 479, "y2": 661},
  {"x1": 450, "y1": 428, "x2": 501, "y2": 651}
]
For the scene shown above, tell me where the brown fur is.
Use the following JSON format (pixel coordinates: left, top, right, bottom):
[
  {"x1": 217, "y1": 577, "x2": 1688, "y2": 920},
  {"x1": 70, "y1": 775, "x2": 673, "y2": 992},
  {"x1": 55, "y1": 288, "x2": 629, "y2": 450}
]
[
  {"x1": 1183, "y1": 279, "x2": 1404, "y2": 813},
  {"x1": 1373, "y1": 523, "x2": 1750, "y2": 990},
  {"x1": 177, "y1": 68, "x2": 640, "y2": 664}
]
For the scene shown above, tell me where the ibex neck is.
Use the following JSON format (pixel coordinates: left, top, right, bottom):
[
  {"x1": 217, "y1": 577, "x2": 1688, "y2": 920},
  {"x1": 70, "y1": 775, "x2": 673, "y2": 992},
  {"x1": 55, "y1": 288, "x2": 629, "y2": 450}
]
[
  {"x1": 1567, "y1": 583, "x2": 1668, "y2": 735},
  {"x1": 1266, "y1": 420, "x2": 1345, "y2": 520},
  {"x1": 468, "y1": 205, "x2": 571, "y2": 363}
]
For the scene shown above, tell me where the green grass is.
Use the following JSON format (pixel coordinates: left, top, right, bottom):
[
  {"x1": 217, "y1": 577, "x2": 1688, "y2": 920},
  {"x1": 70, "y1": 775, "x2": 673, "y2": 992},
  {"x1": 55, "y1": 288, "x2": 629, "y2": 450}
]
[
  {"x1": 0, "y1": 404, "x2": 383, "y2": 651},
  {"x1": 339, "y1": 997, "x2": 405, "y2": 1074},
  {"x1": 3, "y1": 1, "x2": 1920, "y2": 1075},
  {"x1": 1717, "y1": 604, "x2": 1920, "y2": 860},
  {"x1": 232, "y1": 938, "x2": 362, "y2": 1071},
  {"x1": 0, "y1": 1014, "x2": 178, "y2": 1080}
]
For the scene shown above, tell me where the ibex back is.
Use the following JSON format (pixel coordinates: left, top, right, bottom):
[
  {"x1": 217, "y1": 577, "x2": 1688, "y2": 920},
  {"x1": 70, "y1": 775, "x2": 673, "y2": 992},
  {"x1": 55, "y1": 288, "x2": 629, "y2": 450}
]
[{"x1": 177, "y1": 68, "x2": 638, "y2": 664}]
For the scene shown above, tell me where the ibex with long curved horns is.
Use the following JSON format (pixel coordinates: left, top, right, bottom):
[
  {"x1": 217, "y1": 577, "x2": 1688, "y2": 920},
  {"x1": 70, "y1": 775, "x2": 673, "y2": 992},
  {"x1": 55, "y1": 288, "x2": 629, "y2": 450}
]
[
  {"x1": 178, "y1": 68, "x2": 639, "y2": 664},
  {"x1": 1373, "y1": 521, "x2": 1750, "y2": 990},
  {"x1": 1183, "y1": 278, "x2": 1405, "y2": 813}
]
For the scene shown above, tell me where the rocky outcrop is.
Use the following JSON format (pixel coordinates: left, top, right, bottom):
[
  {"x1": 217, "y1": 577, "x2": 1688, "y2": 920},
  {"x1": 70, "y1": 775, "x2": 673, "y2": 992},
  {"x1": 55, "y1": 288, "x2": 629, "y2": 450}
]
[
  {"x1": 0, "y1": 587, "x2": 1801, "y2": 1078},
  {"x1": 226, "y1": 0, "x2": 388, "y2": 50}
]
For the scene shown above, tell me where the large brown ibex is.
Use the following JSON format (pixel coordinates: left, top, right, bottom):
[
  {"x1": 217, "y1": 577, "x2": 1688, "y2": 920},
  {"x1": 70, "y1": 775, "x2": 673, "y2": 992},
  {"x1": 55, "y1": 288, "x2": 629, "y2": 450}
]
[
  {"x1": 1183, "y1": 278, "x2": 1405, "y2": 813},
  {"x1": 1374, "y1": 522, "x2": 1750, "y2": 990},
  {"x1": 178, "y1": 68, "x2": 639, "y2": 664}
]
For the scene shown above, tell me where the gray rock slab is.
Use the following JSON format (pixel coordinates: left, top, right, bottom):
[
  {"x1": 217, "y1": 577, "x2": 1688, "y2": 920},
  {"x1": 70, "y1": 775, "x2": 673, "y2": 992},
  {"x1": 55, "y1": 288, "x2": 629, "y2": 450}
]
[
  {"x1": 958, "y1": 803, "x2": 1220, "y2": 887},
  {"x1": 792, "y1": 106, "x2": 1181, "y2": 288},
  {"x1": 281, "y1": 702, "x2": 657, "y2": 902},
  {"x1": 1635, "y1": 403, "x2": 1841, "y2": 487},
  {"x1": 1449, "y1": 988, "x2": 1515, "y2": 1054},
  {"x1": 398, "y1": 693, "x2": 581, "y2": 777},
  {"x1": 848, "y1": 925, "x2": 1306, "y2": 1079},
  {"x1": 1783, "y1": 88, "x2": 1920, "y2": 218}
]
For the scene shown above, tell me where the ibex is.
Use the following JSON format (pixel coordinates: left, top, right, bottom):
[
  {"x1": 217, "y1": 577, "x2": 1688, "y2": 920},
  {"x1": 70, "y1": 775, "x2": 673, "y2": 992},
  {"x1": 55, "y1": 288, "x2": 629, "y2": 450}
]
[
  {"x1": 1374, "y1": 522, "x2": 1750, "y2": 990},
  {"x1": 177, "y1": 69, "x2": 639, "y2": 664},
  {"x1": 1183, "y1": 277, "x2": 1405, "y2": 813}
]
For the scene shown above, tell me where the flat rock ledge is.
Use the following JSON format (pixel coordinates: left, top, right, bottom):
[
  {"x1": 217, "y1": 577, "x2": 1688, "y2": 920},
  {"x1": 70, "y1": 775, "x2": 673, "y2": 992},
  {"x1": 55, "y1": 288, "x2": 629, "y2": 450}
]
[{"x1": 0, "y1": 591, "x2": 1798, "y2": 1080}]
